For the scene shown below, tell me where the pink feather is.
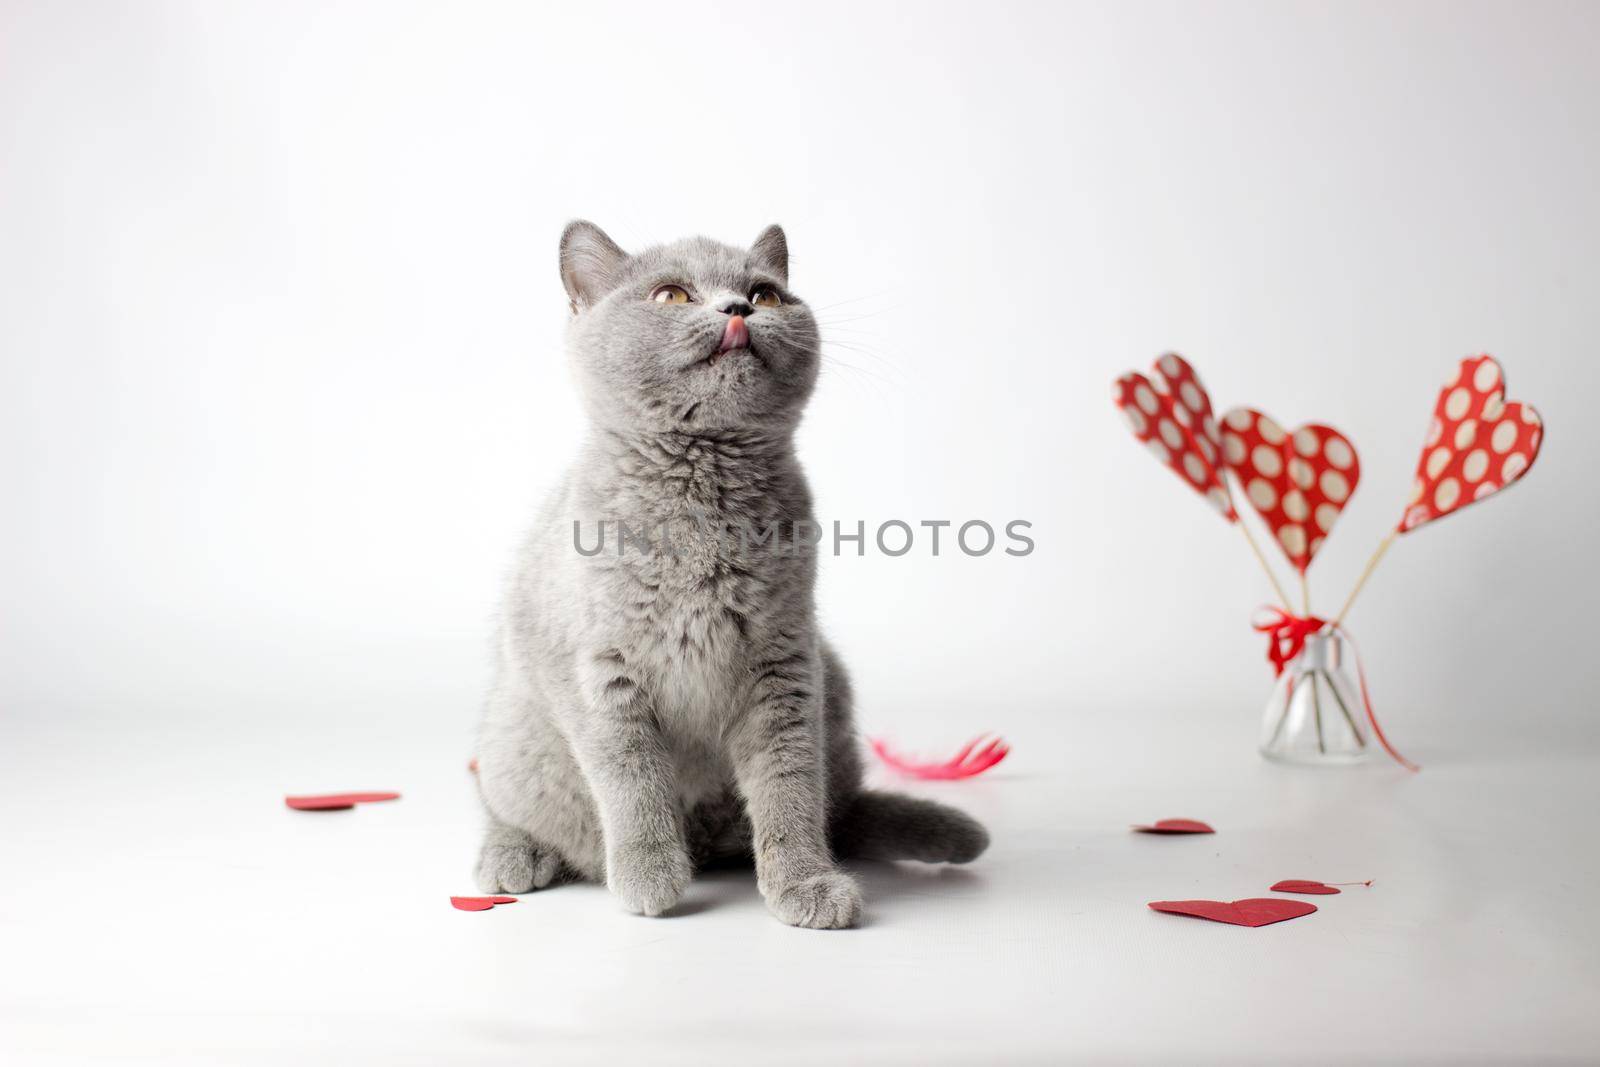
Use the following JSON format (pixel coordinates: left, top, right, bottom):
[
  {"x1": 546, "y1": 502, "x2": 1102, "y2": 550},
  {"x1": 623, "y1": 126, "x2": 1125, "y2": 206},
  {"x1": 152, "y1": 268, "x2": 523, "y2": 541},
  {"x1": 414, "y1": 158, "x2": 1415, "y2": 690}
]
[{"x1": 868, "y1": 733, "x2": 1010, "y2": 780}]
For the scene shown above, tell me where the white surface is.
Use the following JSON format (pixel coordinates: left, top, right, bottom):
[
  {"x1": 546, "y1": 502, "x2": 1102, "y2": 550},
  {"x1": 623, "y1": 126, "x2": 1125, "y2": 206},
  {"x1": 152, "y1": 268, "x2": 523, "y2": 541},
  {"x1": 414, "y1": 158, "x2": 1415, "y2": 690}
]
[
  {"x1": 4, "y1": 708, "x2": 1598, "y2": 1064},
  {"x1": 5, "y1": 1, "x2": 1600, "y2": 1062}
]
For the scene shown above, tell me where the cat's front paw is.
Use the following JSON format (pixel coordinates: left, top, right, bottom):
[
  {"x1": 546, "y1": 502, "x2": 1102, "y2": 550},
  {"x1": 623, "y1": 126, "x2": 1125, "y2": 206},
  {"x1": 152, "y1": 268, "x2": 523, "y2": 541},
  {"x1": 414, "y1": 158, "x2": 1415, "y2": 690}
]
[
  {"x1": 767, "y1": 870, "x2": 863, "y2": 929},
  {"x1": 607, "y1": 840, "x2": 692, "y2": 917},
  {"x1": 476, "y1": 839, "x2": 565, "y2": 895}
]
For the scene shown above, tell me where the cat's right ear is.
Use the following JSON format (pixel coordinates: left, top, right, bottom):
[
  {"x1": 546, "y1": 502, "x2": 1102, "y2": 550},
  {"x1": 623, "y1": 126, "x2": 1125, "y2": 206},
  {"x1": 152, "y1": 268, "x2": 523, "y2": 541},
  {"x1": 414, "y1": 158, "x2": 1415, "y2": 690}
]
[{"x1": 559, "y1": 220, "x2": 628, "y2": 313}]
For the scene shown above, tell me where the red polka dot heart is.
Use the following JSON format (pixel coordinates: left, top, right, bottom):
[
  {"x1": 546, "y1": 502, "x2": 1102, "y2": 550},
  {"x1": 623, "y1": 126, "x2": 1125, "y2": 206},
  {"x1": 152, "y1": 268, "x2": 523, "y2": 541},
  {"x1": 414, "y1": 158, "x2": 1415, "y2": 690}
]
[
  {"x1": 1400, "y1": 355, "x2": 1543, "y2": 534},
  {"x1": 1113, "y1": 354, "x2": 1236, "y2": 521},
  {"x1": 1220, "y1": 410, "x2": 1360, "y2": 573}
]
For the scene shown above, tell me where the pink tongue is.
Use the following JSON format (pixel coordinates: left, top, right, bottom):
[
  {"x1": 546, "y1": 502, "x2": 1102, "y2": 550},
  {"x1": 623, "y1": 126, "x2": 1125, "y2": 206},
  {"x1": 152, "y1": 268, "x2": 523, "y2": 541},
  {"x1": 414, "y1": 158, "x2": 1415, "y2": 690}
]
[{"x1": 718, "y1": 315, "x2": 749, "y2": 353}]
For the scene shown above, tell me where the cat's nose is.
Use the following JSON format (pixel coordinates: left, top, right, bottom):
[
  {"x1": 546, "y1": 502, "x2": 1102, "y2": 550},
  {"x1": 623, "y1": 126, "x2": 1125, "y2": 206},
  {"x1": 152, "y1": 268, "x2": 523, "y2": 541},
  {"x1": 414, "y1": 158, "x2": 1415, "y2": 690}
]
[{"x1": 718, "y1": 299, "x2": 754, "y2": 317}]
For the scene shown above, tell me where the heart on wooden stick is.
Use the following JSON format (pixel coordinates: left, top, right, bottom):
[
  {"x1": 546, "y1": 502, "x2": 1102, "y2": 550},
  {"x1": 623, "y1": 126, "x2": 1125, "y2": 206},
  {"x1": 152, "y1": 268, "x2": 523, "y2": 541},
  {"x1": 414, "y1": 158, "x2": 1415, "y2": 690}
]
[
  {"x1": 1332, "y1": 353, "x2": 1547, "y2": 636},
  {"x1": 1400, "y1": 355, "x2": 1543, "y2": 534},
  {"x1": 1114, "y1": 354, "x2": 1235, "y2": 521},
  {"x1": 1220, "y1": 409, "x2": 1360, "y2": 572}
]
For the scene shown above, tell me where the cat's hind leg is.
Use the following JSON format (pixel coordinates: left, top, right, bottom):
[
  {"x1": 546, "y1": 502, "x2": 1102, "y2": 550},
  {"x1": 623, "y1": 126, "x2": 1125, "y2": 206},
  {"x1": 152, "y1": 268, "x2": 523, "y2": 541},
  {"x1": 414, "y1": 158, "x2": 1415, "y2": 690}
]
[
  {"x1": 474, "y1": 680, "x2": 608, "y2": 887},
  {"x1": 475, "y1": 819, "x2": 570, "y2": 894},
  {"x1": 830, "y1": 790, "x2": 990, "y2": 864}
]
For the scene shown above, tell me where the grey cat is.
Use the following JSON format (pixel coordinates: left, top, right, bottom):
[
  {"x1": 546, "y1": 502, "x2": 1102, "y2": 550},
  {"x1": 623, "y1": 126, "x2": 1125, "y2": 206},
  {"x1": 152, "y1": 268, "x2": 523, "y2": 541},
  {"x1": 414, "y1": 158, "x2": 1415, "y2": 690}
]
[{"x1": 473, "y1": 221, "x2": 989, "y2": 928}]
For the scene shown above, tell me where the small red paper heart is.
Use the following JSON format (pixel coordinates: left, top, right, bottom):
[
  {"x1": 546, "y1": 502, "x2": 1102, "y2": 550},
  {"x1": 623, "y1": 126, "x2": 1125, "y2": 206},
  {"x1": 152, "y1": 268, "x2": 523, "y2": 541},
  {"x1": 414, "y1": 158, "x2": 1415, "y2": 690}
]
[
  {"x1": 1148, "y1": 898, "x2": 1317, "y2": 927},
  {"x1": 1114, "y1": 354, "x2": 1235, "y2": 521},
  {"x1": 284, "y1": 791, "x2": 401, "y2": 811},
  {"x1": 1271, "y1": 879, "x2": 1373, "y2": 894},
  {"x1": 1271, "y1": 879, "x2": 1341, "y2": 895},
  {"x1": 1133, "y1": 818, "x2": 1214, "y2": 834},
  {"x1": 1400, "y1": 355, "x2": 1543, "y2": 534},
  {"x1": 451, "y1": 895, "x2": 517, "y2": 911},
  {"x1": 1220, "y1": 408, "x2": 1360, "y2": 572}
]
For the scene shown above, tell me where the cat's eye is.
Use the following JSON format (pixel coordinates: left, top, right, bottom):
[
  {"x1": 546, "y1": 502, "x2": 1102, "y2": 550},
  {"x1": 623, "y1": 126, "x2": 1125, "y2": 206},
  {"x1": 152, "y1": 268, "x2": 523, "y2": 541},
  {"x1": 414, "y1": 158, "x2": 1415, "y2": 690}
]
[
  {"x1": 750, "y1": 286, "x2": 782, "y2": 308},
  {"x1": 651, "y1": 284, "x2": 692, "y2": 305}
]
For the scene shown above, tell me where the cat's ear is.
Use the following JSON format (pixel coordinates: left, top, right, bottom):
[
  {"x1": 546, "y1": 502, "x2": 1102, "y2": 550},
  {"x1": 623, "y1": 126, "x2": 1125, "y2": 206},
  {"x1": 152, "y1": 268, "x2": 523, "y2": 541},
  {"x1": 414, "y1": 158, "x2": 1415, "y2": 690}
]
[
  {"x1": 559, "y1": 220, "x2": 628, "y2": 311},
  {"x1": 750, "y1": 224, "x2": 788, "y2": 285}
]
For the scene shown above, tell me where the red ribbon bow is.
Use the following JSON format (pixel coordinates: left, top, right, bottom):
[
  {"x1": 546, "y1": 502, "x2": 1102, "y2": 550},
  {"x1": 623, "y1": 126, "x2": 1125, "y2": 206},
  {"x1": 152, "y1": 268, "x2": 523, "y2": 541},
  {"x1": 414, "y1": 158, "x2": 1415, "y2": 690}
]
[
  {"x1": 1252, "y1": 607, "x2": 1419, "y2": 773},
  {"x1": 1254, "y1": 608, "x2": 1330, "y2": 678}
]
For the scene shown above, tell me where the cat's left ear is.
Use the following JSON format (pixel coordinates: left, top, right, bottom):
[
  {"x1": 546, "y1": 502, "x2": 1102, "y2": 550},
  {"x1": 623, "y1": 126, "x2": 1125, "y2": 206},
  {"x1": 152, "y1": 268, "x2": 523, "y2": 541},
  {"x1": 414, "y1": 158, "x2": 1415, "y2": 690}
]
[{"x1": 750, "y1": 225, "x2": 788, "y2": 285}]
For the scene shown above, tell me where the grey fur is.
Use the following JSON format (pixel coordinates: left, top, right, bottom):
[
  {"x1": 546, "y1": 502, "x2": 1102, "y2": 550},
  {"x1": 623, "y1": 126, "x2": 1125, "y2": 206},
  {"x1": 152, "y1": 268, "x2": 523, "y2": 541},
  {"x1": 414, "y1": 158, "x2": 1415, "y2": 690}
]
[{"x1": 474, "y1": 222, "x2": 989, "y2": 928}]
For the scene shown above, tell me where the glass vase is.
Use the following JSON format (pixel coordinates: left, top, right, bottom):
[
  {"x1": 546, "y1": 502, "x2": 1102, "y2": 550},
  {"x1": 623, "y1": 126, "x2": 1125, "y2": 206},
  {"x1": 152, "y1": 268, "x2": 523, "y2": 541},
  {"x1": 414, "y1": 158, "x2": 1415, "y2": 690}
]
[{"x1": 1258, "y1": 628, "x2": 1370, "y2": 765}]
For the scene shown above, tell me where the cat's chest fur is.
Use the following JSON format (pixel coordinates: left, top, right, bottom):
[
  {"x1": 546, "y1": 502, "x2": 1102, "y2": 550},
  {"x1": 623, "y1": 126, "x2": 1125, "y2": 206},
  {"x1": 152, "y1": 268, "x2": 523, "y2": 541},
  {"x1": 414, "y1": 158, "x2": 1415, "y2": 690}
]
[{"x1": 584, "y1": 432, "x2": 813, "y2": 729}]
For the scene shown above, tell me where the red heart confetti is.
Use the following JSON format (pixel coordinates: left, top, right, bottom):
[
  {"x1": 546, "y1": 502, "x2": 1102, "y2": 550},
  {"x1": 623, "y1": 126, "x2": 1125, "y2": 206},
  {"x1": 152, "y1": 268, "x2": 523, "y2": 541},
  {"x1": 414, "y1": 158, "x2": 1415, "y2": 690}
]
[
  {"x1": 1271, "y1": 879, "x2": 1373, "y2": 895},
  {"x1": 1114, "y1": 354, "x2": 1235, "y2": 521},
  {"x1": 868, "y1": 734, "x2": 1009, "y2": 780},
  {"x1": 1148, "y1": 898, "x2": 1317, "y2": 927},
  {"x1": 1132, "y1": 819, "x2": 1214, "y2": 834},
  {"x1": 1400, "y1": 355, "x2": 1543, "y2": 534},
  {"x1": 284, "y1": 791, "x2": 401, "y2": 811},
  {"x1": 467, "y1": 757, "x2": 479, "y2": 774},
  {"x1": 1220, "y1": 409, "x2": 1359, "y2": 572},
  {"x1": 450, "y1": 896, "x2": 518, "y2": 912}
]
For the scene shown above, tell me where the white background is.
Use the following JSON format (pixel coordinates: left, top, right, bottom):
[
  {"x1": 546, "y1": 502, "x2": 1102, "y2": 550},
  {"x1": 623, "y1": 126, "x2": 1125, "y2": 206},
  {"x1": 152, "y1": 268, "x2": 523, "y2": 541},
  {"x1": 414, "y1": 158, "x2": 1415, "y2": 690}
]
[{"x1": 3, "y1": 2, "x2": 1598, "y2": 1063}]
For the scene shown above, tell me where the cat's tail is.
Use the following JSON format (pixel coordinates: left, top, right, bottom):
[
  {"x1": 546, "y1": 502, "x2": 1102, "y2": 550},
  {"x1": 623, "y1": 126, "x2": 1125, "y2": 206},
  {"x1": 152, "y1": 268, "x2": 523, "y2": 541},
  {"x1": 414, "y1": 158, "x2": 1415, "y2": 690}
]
[{"x1": 829, "y1": 790, "x2": 990, "y2": 864}]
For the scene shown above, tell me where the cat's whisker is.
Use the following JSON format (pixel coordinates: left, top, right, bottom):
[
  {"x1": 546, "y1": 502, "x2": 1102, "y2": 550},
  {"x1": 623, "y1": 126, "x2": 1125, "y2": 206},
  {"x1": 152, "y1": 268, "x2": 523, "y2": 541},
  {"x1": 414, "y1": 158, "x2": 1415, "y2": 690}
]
[
  {"x1": 811, "y1": 311, "x2": 892, "y2": 328},
  {"x1": 813, "y1": 330, "x2": 894, "y2": 351},
  {"x1": 819, "y1": 352, "x2": 898, "y2": 394},
  {"x1": 806, "y1": 291, "x2": 896, "y2": 314},
  {"x1": 819, "y1": 338, "x2": 899, "y2": 373}
]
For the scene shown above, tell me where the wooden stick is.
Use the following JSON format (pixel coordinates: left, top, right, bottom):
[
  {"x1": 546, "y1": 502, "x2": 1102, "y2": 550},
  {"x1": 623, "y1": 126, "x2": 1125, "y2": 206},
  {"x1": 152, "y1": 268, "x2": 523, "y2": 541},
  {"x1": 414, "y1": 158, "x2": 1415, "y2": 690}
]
[
  {"x1": 1319, "y1": 668, "x2": 1366, "y2": 748},
  {"x1": 1333, "y1": 531, "x2": 1397, "y2": 627},
  {"x1": 1266, "y1": 673, "x2": 1295, "y2": 750},
  {"x1": 1237, "y1": 519, "x2": 1293, "y2": 611},
  {"x1": 1311, "y1": 669, "x2": 1326, "y2": 754},
  {"x1": 1299, "y1": 571, "x2": 1311, "y2": 617}
]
